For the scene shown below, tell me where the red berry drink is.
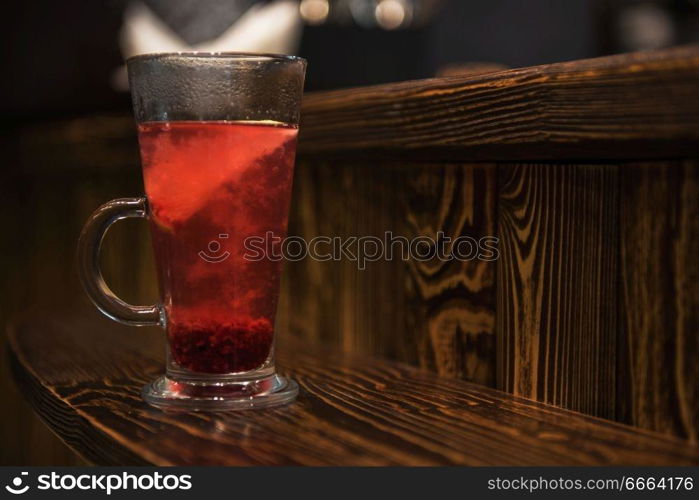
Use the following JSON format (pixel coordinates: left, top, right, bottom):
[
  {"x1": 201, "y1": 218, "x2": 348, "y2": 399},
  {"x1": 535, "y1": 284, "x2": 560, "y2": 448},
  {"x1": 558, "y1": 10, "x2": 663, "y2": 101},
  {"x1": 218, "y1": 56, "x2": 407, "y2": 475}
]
[{"x1": 137, "y1": 121, "x2": 297, "y2": 374}]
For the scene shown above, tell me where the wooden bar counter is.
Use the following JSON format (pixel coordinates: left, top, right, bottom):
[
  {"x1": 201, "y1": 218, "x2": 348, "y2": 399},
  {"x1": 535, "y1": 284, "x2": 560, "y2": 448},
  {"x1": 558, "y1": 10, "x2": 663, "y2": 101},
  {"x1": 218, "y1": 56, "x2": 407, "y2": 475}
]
[
  {"x1": 4, "y1": 45, "x2": 699, "y2": 464},
  {"x1": 7, "y1": 307, "x2": 699, "y2": 465}
]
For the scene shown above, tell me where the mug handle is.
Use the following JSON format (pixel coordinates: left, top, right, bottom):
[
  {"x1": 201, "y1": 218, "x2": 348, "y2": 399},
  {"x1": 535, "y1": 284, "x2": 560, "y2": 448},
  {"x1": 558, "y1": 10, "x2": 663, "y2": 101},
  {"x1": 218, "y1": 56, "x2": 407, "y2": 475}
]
[{"x1": 77, "y1": 197, "x2": 163, "y2": 326}]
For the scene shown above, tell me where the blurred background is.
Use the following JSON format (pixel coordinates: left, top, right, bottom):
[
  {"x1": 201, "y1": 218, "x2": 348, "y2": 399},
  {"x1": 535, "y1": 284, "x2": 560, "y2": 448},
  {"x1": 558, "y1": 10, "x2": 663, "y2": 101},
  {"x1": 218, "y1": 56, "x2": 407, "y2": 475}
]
[
  {"x1": 2, "y1": 0, "x2": 699, "y2": 120},
  {"x1": 1, "y1": 0, "x2": 698, "y2": 465}
]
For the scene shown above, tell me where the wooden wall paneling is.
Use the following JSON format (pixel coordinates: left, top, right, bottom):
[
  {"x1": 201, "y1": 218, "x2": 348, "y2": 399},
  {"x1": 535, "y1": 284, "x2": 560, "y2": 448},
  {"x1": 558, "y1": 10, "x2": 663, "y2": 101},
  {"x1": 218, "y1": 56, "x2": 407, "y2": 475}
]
[
  {"x1": 619, "y1": 161, "x2": 699, "y2": 442},
  {"x1": 278, "y1": 161, "x2": 497, "y2": 385},
  {"x1": 496, "y1": 163, "x2": 620, "y2": 419},
  {"x1": 405, "y1": 163, "x2": 497, "y2": 383}
]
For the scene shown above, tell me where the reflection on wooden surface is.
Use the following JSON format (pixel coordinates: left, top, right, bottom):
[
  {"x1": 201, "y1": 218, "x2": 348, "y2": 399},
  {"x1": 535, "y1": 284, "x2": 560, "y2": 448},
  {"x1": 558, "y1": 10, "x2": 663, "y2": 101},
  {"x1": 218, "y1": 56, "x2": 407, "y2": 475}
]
[{"x1": 8, "y1": 307, "x2": 699, "y2": 465}]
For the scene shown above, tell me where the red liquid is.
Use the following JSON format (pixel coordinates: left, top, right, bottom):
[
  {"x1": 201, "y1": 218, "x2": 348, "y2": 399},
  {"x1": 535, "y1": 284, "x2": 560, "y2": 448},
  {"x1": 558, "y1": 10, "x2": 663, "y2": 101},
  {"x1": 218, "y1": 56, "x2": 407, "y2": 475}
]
[{"x1": 138, "y1": 121, "x2": 298, "y2": 373}]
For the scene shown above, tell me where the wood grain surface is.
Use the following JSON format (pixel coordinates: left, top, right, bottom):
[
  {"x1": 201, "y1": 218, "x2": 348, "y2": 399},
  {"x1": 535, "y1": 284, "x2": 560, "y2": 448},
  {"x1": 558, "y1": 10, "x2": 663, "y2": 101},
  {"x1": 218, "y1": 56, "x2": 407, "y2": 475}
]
[
  {"x1": 299, "y1": 45, "x2": 699, "y2": 160},
  {"x1": 494, "y1": 160, "x2": 699, "y2": 440},
  {"x1": 7, "y1": 307, "x2": 699, "y2": 466},
  {"x1": 496, "y1": 164, "x2": 619, "y2": 420},
  {"x1": 619, "y1": 161, "x2": 699, "y2": 442},
  {"x1": 277, "y1": 161, "x2": 496, "y2": 385}
]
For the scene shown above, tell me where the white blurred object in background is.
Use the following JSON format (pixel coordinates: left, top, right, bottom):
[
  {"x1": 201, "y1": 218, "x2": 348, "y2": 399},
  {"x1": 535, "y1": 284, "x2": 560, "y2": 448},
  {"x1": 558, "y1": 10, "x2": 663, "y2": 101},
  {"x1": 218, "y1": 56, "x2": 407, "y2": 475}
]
[
  {"x1": 113, "y1": 0, "x2": 303, "y2": 90},
  {"x1": 375, "y1": 0, "x2": 412, "y2": 30},
  {"x1": 299, "y1": 0, "x2": 330, "y2": 25},
  {"x1": 618, "y1": 2, "x2": 676, "y2": 51}
]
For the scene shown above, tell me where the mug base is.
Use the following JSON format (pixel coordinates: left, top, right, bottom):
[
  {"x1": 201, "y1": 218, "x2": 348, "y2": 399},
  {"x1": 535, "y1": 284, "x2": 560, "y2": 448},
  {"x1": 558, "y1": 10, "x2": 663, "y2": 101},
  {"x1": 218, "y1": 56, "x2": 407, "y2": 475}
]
[{"x1": 141, "y1": 373, "x2": 298, "y2": 411}]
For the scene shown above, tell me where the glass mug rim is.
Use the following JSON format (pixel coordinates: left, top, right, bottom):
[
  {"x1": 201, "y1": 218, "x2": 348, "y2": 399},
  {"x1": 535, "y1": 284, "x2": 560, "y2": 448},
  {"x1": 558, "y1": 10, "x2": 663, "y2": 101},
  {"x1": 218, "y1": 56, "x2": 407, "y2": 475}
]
[
  {"x1": 126, "y1": 51, "x2": 307, "y2": 64},
  {"x1": 126, "y1": 51, "x2": 306, "y2": 125}
]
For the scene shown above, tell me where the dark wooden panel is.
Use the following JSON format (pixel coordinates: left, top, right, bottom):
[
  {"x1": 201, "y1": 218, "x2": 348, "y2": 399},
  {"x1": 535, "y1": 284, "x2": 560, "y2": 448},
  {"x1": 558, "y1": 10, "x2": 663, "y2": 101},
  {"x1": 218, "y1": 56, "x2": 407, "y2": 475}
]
[
  {"x1": 0, "y1": 168, "x2": 155, "y2": 465},
  {"x1": 300, "y1": 46, "x2": 699, "y2": 161},
  {"x1": 496, "y1": 164, "x2": 619, "y2": 419},
  {"x1": 277, "y1": 161, "x2": 496, "y2": 385},
  {"x1": 619, "y1": 161, "x2": 699, "y2": 442},
  {"x1": 8, "y1": 307, "x2": 699, "y2": 466}
]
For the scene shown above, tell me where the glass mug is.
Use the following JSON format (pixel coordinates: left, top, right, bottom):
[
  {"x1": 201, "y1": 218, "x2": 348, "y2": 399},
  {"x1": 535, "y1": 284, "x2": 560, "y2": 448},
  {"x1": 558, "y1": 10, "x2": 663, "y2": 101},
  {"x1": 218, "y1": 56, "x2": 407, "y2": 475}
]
[{"x1": 77, "y1": 53, "x2": 306, "y2": 411}]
